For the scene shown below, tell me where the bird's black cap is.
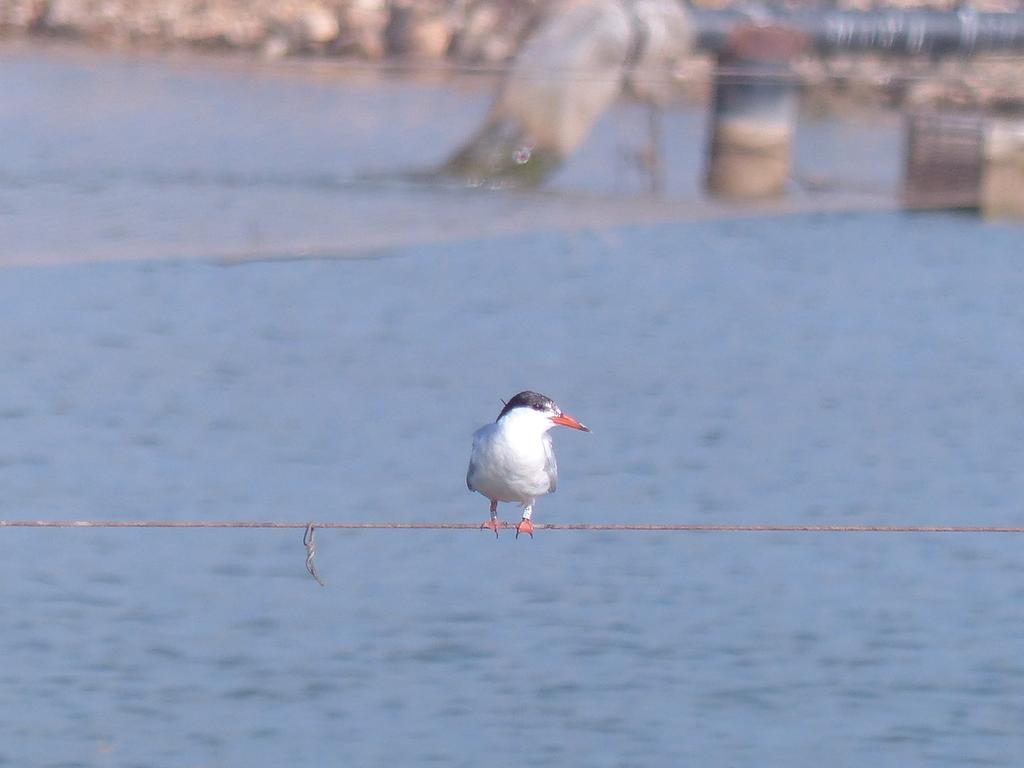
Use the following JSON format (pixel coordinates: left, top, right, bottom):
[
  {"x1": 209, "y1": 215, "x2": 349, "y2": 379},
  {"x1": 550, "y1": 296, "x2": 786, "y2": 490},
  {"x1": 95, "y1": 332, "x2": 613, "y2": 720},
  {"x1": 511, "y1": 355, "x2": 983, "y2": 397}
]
[{"x1": 496, "y1": 391, "x2": 557, "y2": 421}]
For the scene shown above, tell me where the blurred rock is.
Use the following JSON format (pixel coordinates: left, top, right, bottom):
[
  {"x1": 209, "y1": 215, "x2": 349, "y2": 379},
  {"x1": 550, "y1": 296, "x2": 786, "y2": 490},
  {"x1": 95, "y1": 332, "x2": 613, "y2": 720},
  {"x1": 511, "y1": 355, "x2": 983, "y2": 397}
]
[
  {"x1": 297, "y1": 5, "x2": 340, "y2": 45},
  {"x1": 164, "y1": 5, "x2": 266, "y2": 49},
  {"x1": 0, "y1": 0, "x2": 49, "y2": 29},
  {"x1": 264, "y1": 3, "x2": 340, "y2": 55},
  {"x1": 40, "y1": 0, "x2": 106, "y2": 37},
  {"x1": 262, "y1": 33, "x2": 291, "y2": 59},
  {"x1": 38, "y1": 0, "x2": 269, "y2": 47},
  {"x1": 385, "y1": 1, "x2": 454, "y2": 58},
  {"x1": 450, "y1": 0, "x2": 544, "y2": 63}
]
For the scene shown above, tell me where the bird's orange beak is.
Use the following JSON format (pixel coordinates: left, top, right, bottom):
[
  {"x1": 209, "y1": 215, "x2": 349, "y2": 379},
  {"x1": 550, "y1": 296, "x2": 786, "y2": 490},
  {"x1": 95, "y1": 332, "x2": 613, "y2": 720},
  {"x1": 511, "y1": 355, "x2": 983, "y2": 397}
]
[{"x1": 550, "y1": 413, "x2": 591, "y2": 432}]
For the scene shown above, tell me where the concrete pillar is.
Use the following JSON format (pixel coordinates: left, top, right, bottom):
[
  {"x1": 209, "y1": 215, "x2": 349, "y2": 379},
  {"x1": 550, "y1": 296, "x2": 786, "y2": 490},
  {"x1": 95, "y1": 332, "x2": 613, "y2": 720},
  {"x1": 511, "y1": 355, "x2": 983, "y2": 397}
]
[
  {"x1": 705, "y1": 25, "x2": 806, "y2": 200},
  {"x1": 981, "y1": 117, "x2": 1024, "y2": 218},
  {"x1": 903, "y1": 111, "x2": 1024, "y2": 217}
]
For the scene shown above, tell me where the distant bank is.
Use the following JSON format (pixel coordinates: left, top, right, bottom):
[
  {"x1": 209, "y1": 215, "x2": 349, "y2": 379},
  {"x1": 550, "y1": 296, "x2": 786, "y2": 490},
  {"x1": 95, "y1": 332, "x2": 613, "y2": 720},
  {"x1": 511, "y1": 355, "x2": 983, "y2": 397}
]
[{"x1": 3, "y1": 0, "x2": 1024, "y2": 109}]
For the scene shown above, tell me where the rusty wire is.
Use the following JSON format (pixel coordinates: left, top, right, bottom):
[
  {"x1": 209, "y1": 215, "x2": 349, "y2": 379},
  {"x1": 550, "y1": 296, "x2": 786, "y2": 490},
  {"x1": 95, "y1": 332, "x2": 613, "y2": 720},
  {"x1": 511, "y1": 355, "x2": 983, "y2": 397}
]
[
  {"x1": 2, "y1": 520, "x2": 1024, "y2": 532},
  {"x1": 4, "y1": 519, "x2": 1022, "y2": 587},
  {"x1": 303, "y1": 522, "x2": 325, "y2": 587}
]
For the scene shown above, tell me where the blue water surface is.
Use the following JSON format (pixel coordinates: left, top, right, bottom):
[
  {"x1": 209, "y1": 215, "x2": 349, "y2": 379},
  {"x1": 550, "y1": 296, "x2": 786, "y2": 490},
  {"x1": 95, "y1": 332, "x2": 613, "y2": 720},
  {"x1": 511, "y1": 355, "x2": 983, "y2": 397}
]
[
  {"x1": 1, "y1": 212, "x2": 1023, "y2": 767},
  {"x1": 1, "y1": 44, "x2": 1023, "y2": 768}
]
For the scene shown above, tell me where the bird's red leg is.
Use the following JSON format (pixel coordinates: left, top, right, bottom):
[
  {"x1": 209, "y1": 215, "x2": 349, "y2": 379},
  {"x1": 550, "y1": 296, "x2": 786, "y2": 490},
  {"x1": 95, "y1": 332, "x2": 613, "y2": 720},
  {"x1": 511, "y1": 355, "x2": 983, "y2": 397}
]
[
  {"x1": 481, "y1": 499, "x2": 501, "y2": 538},
  {"x1": 516, "y1": 508, "x2": 534, "y2": 539}
]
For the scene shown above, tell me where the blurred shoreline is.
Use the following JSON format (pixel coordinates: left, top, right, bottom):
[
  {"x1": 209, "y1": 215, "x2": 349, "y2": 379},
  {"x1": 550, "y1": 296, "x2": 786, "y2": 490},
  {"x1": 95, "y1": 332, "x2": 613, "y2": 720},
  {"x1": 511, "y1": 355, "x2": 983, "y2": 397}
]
[{"x1": 3, "y1": 0, "x2": 1024, "y2": 109}]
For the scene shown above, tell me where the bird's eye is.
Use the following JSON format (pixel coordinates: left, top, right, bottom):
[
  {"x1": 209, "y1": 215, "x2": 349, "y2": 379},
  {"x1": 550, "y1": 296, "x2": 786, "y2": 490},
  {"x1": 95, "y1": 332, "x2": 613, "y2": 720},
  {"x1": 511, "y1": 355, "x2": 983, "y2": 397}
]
[{"x1": 532, "y1": 403, "x2": 546, "y2": 412}]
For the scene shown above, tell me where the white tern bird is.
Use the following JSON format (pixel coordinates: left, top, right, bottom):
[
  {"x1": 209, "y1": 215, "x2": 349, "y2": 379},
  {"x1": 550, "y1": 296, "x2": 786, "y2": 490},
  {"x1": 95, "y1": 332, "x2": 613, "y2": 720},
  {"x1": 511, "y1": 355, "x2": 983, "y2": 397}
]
[{"x1": 467, "y1": 391, "x2": 590, "y2": 539}]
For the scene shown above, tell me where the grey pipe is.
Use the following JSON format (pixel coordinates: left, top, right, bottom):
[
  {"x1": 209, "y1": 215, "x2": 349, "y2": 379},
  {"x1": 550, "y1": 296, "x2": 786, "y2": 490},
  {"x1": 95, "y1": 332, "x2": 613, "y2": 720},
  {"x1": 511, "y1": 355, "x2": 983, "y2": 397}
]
[{"x1": 691, "y1": 6, "x2": 1024, "y2": 56}]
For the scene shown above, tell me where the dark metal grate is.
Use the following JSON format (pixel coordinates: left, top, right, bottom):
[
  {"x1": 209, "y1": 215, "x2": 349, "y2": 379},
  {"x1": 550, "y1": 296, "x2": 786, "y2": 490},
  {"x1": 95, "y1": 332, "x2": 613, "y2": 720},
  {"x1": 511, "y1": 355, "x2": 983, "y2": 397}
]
[{"x1": 903, "y1": 111, "x2": 985, "y2": 210}]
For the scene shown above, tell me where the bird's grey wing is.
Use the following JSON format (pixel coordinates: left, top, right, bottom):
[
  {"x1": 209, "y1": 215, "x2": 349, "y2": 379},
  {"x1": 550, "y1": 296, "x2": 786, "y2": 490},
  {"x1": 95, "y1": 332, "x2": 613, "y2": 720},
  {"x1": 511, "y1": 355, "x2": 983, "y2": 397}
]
[
  {"x1": 543, "y1": 433, "x2": 558, "y2": 493},
  {"x1": 466, "y1": 430, "x2": 483, "y2": 492}
]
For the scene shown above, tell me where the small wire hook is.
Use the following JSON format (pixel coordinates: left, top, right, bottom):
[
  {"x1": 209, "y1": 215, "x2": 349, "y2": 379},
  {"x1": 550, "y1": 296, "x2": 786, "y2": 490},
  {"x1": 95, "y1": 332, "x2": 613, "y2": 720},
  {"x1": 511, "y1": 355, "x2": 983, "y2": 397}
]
[{"x1": 304, "y1": 522, "x2": 325, "y2": 587}]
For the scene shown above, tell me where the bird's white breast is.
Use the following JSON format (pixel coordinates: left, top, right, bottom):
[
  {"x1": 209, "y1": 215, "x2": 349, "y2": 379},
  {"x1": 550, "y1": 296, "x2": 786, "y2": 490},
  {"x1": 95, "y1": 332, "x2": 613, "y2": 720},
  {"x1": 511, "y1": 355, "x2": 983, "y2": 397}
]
[{"x1": 468, "y1": 412, "x2": 556, "y2": 504}]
